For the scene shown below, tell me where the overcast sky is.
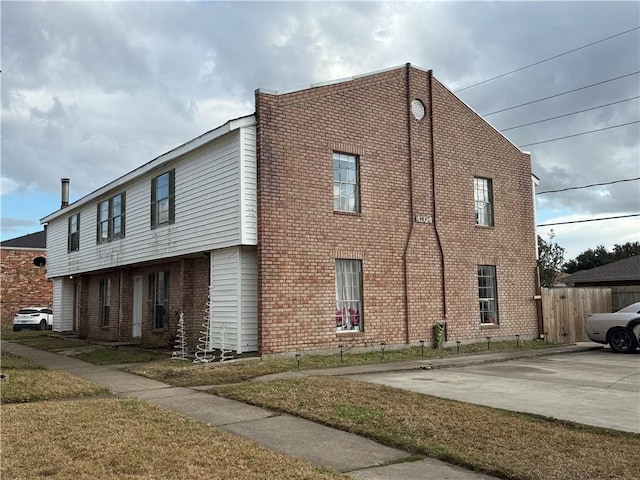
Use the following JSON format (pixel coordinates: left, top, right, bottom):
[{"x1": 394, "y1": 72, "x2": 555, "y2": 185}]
[{"x1": 2, "y1": 1, "x2": 639, "y2": 260}]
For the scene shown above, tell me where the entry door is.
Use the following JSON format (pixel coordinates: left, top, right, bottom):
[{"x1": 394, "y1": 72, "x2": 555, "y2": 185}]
[{"x1": 132, "y1": 277, "x2": 143, "y2": 338}]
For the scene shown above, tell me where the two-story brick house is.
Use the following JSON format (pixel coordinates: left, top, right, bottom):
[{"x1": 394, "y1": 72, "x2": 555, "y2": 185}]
[{"x1": 41, "y1": 64, "x2": 539, "y2": 355}]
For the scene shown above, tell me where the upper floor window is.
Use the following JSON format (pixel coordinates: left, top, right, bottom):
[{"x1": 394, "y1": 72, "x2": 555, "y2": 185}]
[
  {"x1": 335, "y1": 259, "x2": 363, "y2": 332},
  {"x1": 97, "y1": 193, "x2": 125, "y2": 243},
  {"x1": 474, "y1": 177, "x2": 494, "y2": 226},
  {"x1": 333, "y1": 152, "x2": 360, "y2": 213},
  {"x1": 151, "y1": 170, "x2": 175, "y2": 228},
  {"x1": 68, "y1": 213, "x2": 80, "y2": 252},
  {"x1": 99, "y1": 279, "x2": 111, "y2": 327},
  {"x1": 478, "y1": 265, "x2": 499, "y2": 324}
]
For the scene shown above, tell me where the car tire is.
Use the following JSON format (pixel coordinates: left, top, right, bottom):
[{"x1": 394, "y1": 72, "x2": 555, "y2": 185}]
[
  {"x1": 608, "y1": 328, "x2": 638, "y2": 353},
  {"x1": 39, "y1": 319, "x2": 47, "y2": 331},
  {"x1": 13, "y1": 326, "x2": 22, "y2": 332}
]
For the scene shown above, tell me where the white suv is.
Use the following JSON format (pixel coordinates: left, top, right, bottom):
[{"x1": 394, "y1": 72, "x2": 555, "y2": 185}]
[{"x1": 12, "y1": 307, "x2": 53, "y2": 331}]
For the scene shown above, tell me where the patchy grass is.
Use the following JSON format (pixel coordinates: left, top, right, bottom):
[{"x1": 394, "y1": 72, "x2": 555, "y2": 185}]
[
  {"x1": 211, "y1": 376, "x2": 640, "y2": 480},
  {"x1": 127, "y1": 340, "x2": 557, "y2": 386},
  {"x1": 1, "y1": 329, "x2": 51, "y2": 341},
  {"x1": 7, "y1": 336, "x2": 92, "y2": 351},
  {"x1": 0, "y1": 351, "x2": 109, "y2": 404},
  {"x1": 72, "y1": 347, "x2": 166, "y2": 365},
  {"x1": 1, "y1": 398, "x2": 347, "y2": 480}
]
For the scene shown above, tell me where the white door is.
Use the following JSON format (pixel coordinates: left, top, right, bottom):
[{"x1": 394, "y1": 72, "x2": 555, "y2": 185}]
[{"x1": 132, "y1": 276, "x2": 143, "y2": 338}]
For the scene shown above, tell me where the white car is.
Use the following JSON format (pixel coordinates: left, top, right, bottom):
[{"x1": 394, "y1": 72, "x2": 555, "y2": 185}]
[
  {"x1": 585, "y1": 302, "x2": 640, "y2": 353},
  {"x1": 12, "y1": 307, "x2": 53, "y2": 332}
]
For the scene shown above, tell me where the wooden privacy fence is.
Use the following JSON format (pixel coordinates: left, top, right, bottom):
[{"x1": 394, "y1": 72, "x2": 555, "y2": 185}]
[
  {"x1": 612, "y1": 286, "x2": 640, "y2": 311},
  {"x1": 541, "y1": 287, "x2": 611, "y2": 343}
]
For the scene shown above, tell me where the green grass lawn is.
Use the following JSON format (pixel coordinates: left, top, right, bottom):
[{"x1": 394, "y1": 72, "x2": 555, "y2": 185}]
[
  {"x1": 0, "y1": 351, "x2": 109, "y2": 403},
  {"x1": 1, "y1": 398, "x2": 347, "y2": 480},
  {"x1": 126, "y1": 339, "x2": 558, "y2": 386},
  {"x1": 211, "y1": 376, "x2": 640, "y2": 480}
]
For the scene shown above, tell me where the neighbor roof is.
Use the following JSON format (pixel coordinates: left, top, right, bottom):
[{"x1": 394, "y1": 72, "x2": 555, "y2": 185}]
[
  {"x1": 563, "y1": 255, "x2": 640, "y2": 284},
  {"x1": 1, "y1": 231, "x2": 46, "y2": 249}
]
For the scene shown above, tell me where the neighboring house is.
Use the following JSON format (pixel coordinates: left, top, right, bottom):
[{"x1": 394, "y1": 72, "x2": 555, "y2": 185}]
[
  {"x1": 563, "y1": 256, "x2": 640, "y2": 287},
  {"x1": 40, "y1": 64, "x2": 539, "y2": 355},
  {"x1": 1, "y1": 231, "x2": 52, "y2": 328}
]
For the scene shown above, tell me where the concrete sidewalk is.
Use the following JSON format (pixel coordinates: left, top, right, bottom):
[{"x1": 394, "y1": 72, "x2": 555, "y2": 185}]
[{"x1": 2, "y1": 342, "x2": 595, "y2": 480}]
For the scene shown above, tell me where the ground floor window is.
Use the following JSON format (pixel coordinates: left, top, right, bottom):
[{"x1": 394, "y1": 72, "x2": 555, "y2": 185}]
[
  {"x1": 478, "y1": 265, "x2": 498, "y2": 324},
  {"x1": 99, "y1": 279, "x2": 110, "y2": 327},
  {"x1": 149, "y1": 271, "x2": 170, "y2": 330},
  {"x1": 335, "y1": 259, "x2": 363, "y2": 331}
]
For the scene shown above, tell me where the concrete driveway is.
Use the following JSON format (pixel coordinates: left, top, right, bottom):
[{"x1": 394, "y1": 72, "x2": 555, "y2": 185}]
[{"x1": 350, "y1": 348, "x2": 640, "y2": 433}]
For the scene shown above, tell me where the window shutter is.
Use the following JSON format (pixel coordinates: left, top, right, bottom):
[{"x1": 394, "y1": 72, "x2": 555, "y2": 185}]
[
  {"x1": 168, "y1": 169, "x2": 176, "y2": 225},
  {"x1": 96, "y1": 204, "x2": 101, "y2": 243},
  {"x1": 163, "y1": 271, "x2": 170, "y2": 330},
  {"x1": 148, "y1": 273, "x2": 155, "y2": 328},
  {"x1": 151, "y1": 177, "x2": 157, "y2": 229},
  {"x1": 121, "y1": 192, "x2": 126, "y2": 238},
  {"x1": 68, "y1": 217, "x2": 72, "y2": 252}
]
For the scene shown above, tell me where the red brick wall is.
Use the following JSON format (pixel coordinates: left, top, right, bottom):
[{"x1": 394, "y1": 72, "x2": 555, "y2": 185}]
[
  {"x1": 77, "y1": 256, "x2": 210, "y2": 348},
  {"x1": 1, "y1": 248, "x2": 52, "y2": 327},
  {"x1": 256, "y1": 65, "x2": 538, "y2": 354}
]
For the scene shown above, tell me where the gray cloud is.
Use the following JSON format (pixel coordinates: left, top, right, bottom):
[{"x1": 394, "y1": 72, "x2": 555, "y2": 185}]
[{"x1": 1, "y1": 1, "x2": 638, "y2": 250}]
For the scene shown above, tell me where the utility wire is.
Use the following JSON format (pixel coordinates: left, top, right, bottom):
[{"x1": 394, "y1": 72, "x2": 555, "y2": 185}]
[
  {"x1": 536, "y1": 177, "x2": 640, "y2": 195},
  {"x1": 519, "y1": 120, "x2": 639, "y2": 148},
  {"x1": 501, "y1": 96, "x2": 640, "y2": 131},
  {"x1": 537, "y1": 213, "x2": 640, "y2": 227},
  {"x1": 483, "y1": 71, "x2": 640, "y2": 116},
  {"x1": 455, "y1": 26, "x2": 640, "y2": 93}
]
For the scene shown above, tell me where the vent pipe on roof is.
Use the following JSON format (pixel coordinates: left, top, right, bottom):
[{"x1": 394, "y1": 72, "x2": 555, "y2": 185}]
[{"x1": 61, "y1": 178, "x2": 70, "y2": 208}]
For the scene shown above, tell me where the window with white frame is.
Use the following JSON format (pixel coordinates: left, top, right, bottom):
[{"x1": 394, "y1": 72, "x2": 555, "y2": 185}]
[
  {"x1": 478, "y1": 265, "x2": 498, "y2": 324},
  {"x1": 474, "y1": 177, "x2": 494, "y2": 226},
  {"x1": 68, "y1": 213, "x2": 80, "y2": 252},
  {"x1": 148, "y1": 271, "x2": 170, "y2": 330},
  {"x1": 99, "y1": 279, "x2": 110, "y2": 327},
  {"x1": 151, "y1": 170, "x2": 175, "y2": 228},
  {"x1": 335, "y1": 259, "x2": 363, "y2": 331},
  {"x1": 97, "y1": 193, "x2": 125, "y2": 243},
  {"x1": 333, "y1": 152, "x2": 360, "y2": 213}
]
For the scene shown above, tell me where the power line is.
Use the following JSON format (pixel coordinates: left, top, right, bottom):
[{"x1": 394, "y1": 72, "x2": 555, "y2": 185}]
[
  {"x1": 519, "y1": 120, "x2": 639, "y2": 148},
  {"x1": 537, "y1": 214, "x2": 640, "y2": 227},
  {"x1": 455, "y1": 26, "x2": 640, "y2": 93},
  {"x1": 501, "y1": 96, "x2": 640, "y2": 131},
  {"x1": 536, "y1": 177, "x2": 640, "y2": 195},
  {"x1": 482, "y1": 71, "x2": 640, "y2": 116}
]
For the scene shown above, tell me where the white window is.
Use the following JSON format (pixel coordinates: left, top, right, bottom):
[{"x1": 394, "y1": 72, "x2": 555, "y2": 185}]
[
  {"x1": 68, "y1": 213, "x2": 80, "y2": 252},
  {"x1": 333, "y1": 152, "x2": 360, "y2": 213},
  {"x1": 149, "y1": 271, "x2": 170, "y2": 330},
  {"x1": 474, "y1": 177, "x2": 494, "y2": 226},
  {"x1": 478, "y1": 265, "x2": 498, "y2": 324},
  {"x1": 335, "y1": 259, "x2": 363, "y2": 331},
  {"x1": 97, "y1": 193, "x2": 125, "y2": 243},
  {"x1": 151, "y1": 170, "x2": 175, "y2": 228},
  {"x1": 99, "y1": 279, "x2": 110, "y2": 327}
]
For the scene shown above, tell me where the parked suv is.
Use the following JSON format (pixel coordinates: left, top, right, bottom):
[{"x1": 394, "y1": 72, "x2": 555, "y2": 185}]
[{"x1": 12, "y1": 307, "x2": 53, "y2": 331}]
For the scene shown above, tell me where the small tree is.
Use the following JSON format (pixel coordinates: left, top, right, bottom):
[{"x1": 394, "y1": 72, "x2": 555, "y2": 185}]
[{"x1": 537, "y1": 232, "x2": 565, "y2": 287}]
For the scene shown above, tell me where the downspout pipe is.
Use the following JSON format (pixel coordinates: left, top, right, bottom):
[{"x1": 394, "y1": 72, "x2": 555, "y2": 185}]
[
  {"x1": 428, "y1": 71, "x2": 448, "y2": 322},
  {"x1": 402, "y1": 63, "x2": 414, "y2": 345}
]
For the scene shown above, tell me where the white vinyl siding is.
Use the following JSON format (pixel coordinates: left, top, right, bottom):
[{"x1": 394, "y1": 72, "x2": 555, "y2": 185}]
[
  {"x1": 210, "y1": 246, "x2": 258, "y2": 353},
  {"x1": 44, "y1": 124, "x2": 257, "y2": 278},
  {"x1": 52, "y1": 278, "x2": 74, "y2": 332}
]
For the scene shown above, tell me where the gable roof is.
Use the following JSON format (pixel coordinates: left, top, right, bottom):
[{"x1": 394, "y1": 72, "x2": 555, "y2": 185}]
[
  {"x1": 1, "y1": 231, "x2": 46, "y2": 249},
  {"x1": 563, "y1": 255, "x2": 640, "y2": 284}
]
